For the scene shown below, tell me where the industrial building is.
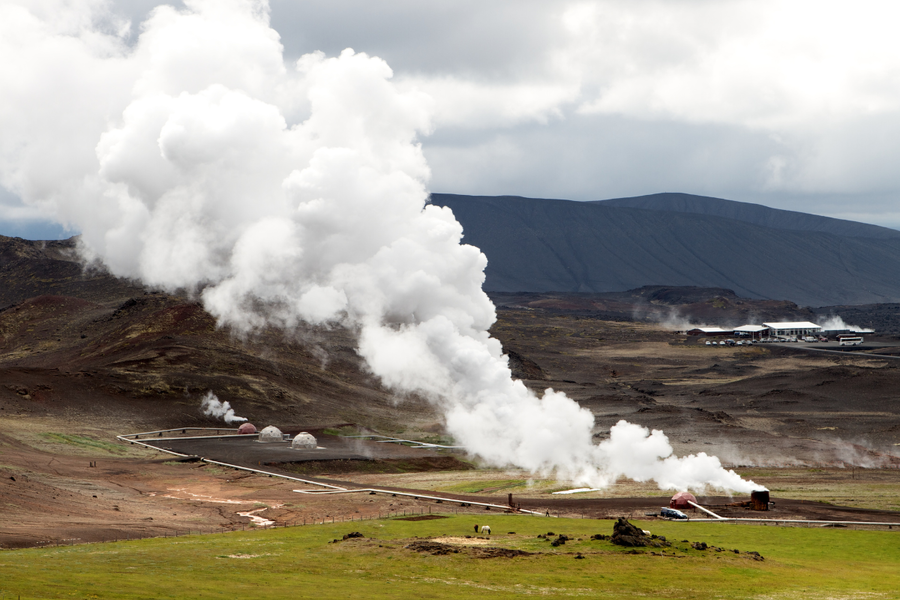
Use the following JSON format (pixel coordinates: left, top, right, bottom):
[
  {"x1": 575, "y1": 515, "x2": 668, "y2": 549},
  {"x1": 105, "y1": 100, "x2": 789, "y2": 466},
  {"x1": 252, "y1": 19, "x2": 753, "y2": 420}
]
[
  {"x1": 733, "y1": 325, "x2": 768, "y2": 339},
  {"x1": 762, "y1": 321, "x2": 822, "y2": 337},
  {"x1": 689, "y1": 321, "x2": 827, "y2": 340}
]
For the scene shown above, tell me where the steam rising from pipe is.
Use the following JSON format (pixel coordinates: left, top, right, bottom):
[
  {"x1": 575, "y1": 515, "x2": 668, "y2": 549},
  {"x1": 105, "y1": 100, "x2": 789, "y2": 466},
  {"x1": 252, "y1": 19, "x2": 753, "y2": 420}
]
[
  {"x1": 0, "y1": 0, "x2": 761, "y2": 493},
  {"x1": 200, "y1": 392, "x2": 247, "y2": 424},
  {"x1": 818, "y1": 316, "x2": 874, "y2": 333}
]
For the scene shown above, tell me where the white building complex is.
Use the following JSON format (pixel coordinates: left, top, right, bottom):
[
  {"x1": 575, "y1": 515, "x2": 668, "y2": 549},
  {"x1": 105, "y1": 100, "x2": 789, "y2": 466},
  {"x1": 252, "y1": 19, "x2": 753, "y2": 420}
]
[{"x1": 762, "y1": 321, "x2": 822, "y2": 337}]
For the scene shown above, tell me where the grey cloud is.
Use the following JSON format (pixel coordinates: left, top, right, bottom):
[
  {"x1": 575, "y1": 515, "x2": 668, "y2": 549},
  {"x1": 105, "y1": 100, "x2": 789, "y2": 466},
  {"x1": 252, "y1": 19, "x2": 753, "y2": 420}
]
[
  {"x1": 268, "y1": 0, "x2": 563, "y2": 79},
  {"x1": 425, "y1": 113, "x2": 783, "y2": 201}
]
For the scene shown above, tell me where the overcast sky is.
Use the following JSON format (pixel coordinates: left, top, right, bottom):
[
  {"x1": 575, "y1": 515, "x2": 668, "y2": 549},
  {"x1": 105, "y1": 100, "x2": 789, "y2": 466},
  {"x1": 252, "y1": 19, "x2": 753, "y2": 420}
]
[{"x1": 3, "y1": 0, "x2": 900, "y2": 239}]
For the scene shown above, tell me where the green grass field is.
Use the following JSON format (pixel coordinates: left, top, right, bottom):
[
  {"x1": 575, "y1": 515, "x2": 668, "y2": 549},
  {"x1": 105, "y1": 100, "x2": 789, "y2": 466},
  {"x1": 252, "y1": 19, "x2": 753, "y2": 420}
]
[
  {"x1": 1, "y1": 515, "x2": 898, "y2": 599},
  {"x1": 38, "y1": 433, "x2": 130, "y2": 456}
]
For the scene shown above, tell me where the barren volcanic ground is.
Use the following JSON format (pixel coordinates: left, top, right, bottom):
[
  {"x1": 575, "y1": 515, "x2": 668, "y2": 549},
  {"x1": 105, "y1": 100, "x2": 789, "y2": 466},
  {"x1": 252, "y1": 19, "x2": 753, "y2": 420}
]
[
  {"x1": 489, "y1": 305, "x2": 900, "y2": 466},
  {"x1": 1, "y1": 235, "x2": 900, "y2": 548}
]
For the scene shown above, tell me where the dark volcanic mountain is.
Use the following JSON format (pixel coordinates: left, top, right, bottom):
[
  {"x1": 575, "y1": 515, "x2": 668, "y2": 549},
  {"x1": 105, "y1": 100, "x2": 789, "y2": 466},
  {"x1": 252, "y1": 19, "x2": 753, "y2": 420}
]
[
  {"x1": 596, "y1": 192, "x2": 900, "y2": 240},
  {"x1": 431, "y1": 193, "x2": 900, "y2": 307}
]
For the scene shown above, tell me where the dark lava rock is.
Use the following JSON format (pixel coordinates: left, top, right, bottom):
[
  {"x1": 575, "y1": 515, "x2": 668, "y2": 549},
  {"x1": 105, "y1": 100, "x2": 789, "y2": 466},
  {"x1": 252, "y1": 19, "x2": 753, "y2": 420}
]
[
  {"x1": 591, "y1": 534, "x2": 610, "y2": 541},
  {"x1": 405, "y1": 541, "x2": 458, "y2": 556},
  {"x1": 405, "y1": 541, "x2": 530, "y2": 559},
  {"x1": 691, "y1": 542, "x2": 708, "y2": 550},
  {"x1": 472, "y1": 547, "x2": 532, "y2": 559},
  {"x1": 342, "y1": 532, "x2": 364, "y2": 540},
  {"x1": 611, "y1": 518, "x2": 670, "y2": 548}
]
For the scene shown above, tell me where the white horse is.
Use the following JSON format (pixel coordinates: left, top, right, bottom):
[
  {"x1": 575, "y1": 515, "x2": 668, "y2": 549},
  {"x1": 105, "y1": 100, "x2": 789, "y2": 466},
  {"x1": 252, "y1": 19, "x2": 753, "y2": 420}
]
[{"x1": 480, "y1": 525, "x2": 491, "y2": 535}]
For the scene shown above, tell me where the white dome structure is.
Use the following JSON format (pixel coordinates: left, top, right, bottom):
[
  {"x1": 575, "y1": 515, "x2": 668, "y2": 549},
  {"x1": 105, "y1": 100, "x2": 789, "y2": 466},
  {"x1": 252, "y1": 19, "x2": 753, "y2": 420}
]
[
  {"x1": 291, "y1": 432, "x2": 317, "y2": 449},
  {"x1": 258, "y1": 425, "x2": 283, "y2": 443}
]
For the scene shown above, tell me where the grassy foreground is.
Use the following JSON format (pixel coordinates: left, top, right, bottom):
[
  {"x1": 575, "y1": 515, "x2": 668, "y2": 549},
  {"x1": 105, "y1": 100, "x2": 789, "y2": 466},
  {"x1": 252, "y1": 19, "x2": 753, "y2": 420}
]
[{"x1": 1, "y1": 515, "x2": 898, "y2": 599}]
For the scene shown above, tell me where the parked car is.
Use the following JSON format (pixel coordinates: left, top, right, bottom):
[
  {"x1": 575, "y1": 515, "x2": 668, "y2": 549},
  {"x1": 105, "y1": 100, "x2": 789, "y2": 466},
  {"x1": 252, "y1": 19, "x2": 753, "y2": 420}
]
[{"x1": 660, "y1": 507, "x2": 688, "y2": 519}]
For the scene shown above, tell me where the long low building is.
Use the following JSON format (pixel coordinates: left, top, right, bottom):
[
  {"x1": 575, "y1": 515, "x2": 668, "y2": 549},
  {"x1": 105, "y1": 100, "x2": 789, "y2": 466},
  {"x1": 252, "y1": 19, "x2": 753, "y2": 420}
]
[
  {"x1": 733, "y1": 324, "x2": 769, "y2": 339},
  {"x1": 686, "y1": 327, "x2": 733, "y2": 336},
  {"x1": 762, "y1": 321, "x2": 822, "y2": 337}
]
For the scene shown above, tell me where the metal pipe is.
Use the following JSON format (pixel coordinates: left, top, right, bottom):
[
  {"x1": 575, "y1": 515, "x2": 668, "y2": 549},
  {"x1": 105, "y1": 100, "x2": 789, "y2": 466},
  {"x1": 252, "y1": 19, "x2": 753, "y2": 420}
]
[
  {"x1": 344, "y1": 435, "x2": 463, "y2": 449},
  {"x1": 291, "y1": 486, "x2": 543, "y2": 515},
  {"x1": 687, "y1": 500, "x2": 726, "y2": 520},
  {"x1": 120, "y1": 428, "x2": 571, "y2": 517},
  {"x1": 677, "y1": 517, "x2": 900, "y2": 526},
  {"x1": 199, "y1": 458, "x2": 347, "y2": 490},
  {"x1": 116, "y1": 435, "x2": 190, "y2": 457},
  {"x1": 120, "y1": 427, "x2": 240, "y2": 438},
  {"x1": 129, "y1": 433, "x2": 258, "y2": 443}
]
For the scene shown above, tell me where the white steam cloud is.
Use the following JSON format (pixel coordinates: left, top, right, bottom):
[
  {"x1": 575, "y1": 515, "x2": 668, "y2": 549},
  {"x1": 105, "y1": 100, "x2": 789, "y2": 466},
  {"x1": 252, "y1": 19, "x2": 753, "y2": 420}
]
[
  {"x1": 200, "y1": 391, "x2": 247, "y2": 424},
  {"x1": 0, "y1": 0, "x2": 761, "y2": 494},
  {"x1": 818, "y1": 316, "x2": 874, "y2": 333}
]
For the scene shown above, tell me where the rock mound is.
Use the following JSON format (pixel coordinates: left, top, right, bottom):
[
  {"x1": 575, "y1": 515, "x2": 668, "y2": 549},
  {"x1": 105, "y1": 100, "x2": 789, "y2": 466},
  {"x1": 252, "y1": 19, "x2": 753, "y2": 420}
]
[{"x1": 610, "y1": 518, "x2": 669, "y2": 548}]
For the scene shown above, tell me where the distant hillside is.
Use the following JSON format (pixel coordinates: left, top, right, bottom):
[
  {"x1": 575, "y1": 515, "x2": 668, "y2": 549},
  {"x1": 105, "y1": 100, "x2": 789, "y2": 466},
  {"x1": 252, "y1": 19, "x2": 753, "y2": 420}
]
[
  {"x1": 0, "y1": 234, "x2": 437, "y2": 431},
  {"x1": 430, "y1": 193, "x2": 900, "y2": 307},
  {"x1": 596, "y1": 193, "x2": 900, "y2": 240}
]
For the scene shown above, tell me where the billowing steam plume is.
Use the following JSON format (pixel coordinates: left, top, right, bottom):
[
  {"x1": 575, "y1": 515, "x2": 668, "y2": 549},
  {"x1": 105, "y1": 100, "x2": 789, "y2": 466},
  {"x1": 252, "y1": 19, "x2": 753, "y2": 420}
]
[
  {"x1": 200, "y1": 391, "x2": 247, "y2": 424},
  {"x1": 818, "y1": 316, "x2": 874, "y2": 333},
  {"x1": 0, "y1": 0, "x2": 760, "y2": 493}
]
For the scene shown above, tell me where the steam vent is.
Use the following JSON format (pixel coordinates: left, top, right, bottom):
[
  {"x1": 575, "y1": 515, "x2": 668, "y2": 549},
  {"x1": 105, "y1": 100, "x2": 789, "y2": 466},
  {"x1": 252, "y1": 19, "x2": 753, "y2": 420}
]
[
  {"x1": 258, "y1": 425, "x2": 283, "y2": 443},
  {"x1": 291, "y1": 432, "x2": 317, "y2": 449},
  {"x1": 237, "y1": 423, "x2": 257, "y2": 435}
]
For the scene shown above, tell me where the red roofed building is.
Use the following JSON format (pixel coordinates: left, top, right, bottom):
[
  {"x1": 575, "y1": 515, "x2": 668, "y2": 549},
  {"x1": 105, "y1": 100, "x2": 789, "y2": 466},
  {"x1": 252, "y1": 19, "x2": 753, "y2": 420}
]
[{"x1": 670, "y1": 491, "x2": 697, "y2": 509}]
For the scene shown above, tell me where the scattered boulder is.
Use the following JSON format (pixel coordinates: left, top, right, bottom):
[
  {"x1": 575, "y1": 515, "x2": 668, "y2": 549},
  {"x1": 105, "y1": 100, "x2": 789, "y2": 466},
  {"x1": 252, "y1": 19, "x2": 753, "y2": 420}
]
[
  {"x1": 691, "y1": 541, "x2": 708, "y2": 551},
  {"x1": 342, "y1": 532, "x2": 364, "y2": 540},
  {"x1": 611, "y1": 518, "x2": 670, "y2": 548}
]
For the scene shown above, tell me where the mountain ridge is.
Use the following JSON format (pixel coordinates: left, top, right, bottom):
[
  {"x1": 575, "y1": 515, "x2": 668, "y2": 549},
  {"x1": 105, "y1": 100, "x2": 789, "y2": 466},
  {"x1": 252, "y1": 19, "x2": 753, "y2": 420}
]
[
  {"x1": 594, "y1": 192, "x2": 900, "y2": 240},
  {"x1": 430, "y1": 192, "x2": 900, "y2": 307}
]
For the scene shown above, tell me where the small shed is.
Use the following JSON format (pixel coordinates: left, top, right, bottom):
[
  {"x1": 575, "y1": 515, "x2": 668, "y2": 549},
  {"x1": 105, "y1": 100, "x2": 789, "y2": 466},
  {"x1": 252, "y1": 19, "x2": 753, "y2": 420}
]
[
  {"x1": 237, "y1": 423, "x2": 257, "y2": 435},
  {"x1": 258, "y1": 425, "x2": 283, "y2": 443},
  {"x1": 670, "y1": 491, "x2": 698, "y2": 510},
  {"x1": 750, "y1": 490, "x2": 770, "y2": 511},
  {"x1": 291, "y1": 432, "x2": 317, "y2": 449}
]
